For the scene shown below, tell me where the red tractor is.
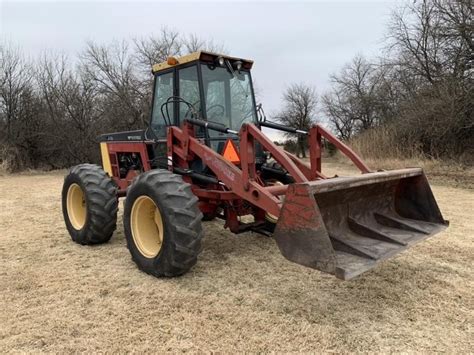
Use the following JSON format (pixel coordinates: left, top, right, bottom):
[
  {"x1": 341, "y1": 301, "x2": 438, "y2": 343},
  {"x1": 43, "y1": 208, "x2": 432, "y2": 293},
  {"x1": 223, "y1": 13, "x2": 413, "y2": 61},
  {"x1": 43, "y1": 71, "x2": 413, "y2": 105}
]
[{"x1": 62, "y1": 52, "x2": 447, "y2": 280}]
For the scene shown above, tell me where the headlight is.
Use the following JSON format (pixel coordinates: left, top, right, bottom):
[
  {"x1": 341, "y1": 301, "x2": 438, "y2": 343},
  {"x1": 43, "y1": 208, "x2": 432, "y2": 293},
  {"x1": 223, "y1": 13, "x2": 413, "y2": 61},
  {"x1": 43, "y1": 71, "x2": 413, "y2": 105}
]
[
  {"x1": 216, "y1": 56, "x2": 225, "y2": 66},
  {"x1": 233, "y1": 60, "x2": 243, "y2": 72}
]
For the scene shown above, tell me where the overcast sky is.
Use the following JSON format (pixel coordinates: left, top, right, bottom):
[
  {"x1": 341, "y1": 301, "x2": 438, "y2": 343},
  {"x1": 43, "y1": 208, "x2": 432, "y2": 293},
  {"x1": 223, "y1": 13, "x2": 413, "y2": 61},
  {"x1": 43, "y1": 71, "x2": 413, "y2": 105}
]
[{"x1": 2, "y1": 0, "x2": 399, "y2": 138}]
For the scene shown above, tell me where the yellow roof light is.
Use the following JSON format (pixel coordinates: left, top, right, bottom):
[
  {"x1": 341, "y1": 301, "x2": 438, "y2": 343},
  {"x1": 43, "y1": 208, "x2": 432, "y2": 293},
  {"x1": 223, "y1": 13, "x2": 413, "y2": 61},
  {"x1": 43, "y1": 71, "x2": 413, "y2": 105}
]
[{"x1": 167, "y1": 56, "x2": 178, "y2": 66}]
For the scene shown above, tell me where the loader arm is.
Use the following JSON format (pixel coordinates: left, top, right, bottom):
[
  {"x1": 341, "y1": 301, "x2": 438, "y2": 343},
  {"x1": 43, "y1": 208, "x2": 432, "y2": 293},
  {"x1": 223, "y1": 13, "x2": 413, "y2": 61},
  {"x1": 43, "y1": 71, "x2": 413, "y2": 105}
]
[
  {"x1": 168, "y1": 123, "x2": 282, "y2": 218},
  {"x1": 169, "y1": 120, "x2": 447, "y2": 280}
]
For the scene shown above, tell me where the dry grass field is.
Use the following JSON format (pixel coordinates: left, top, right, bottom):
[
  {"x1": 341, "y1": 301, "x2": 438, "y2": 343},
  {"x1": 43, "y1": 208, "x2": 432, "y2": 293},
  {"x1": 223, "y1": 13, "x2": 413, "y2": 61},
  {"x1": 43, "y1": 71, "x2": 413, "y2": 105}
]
[{"x1": 1, "y1": 161, "x2": 473, "y2": 352}]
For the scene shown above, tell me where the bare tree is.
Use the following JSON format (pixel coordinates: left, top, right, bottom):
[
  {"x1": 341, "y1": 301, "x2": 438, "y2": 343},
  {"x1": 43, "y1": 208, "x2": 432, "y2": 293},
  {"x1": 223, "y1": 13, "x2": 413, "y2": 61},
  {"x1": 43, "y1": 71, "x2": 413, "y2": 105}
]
[
  {"x1": 36, "y1": 53, "x2": 103, "y2": 164},
  {"x1": 322, "y1": 55, "x2": 392, "y2": 139},
  {"x1": 81, "y1": 40, "x2": 146, "y2": 130},
  {"x1": 134, "y1": 28, "x2": 182, "y2": 71},
  {"x1": 388, "y1": 0, "x2": 473, "y2": 84},
  {"x1": 384, "y1": 0, "x2": 473, "y2": 158},
  {"x1": 182, "y1": 33, "x2": 226, "y2": 54},
  {"x1": 276, "y1": 83, "x2": 318, "y2": 157},
  {"x1": 389, "y1": 1, "x2": 442, "y2": 84},
  {"x1": 0, "y1": 43, "x2": 43, "y2": 170},
  {"x1": 432, "y1": 0, "x2": 473, "y2": 79},
  {"x1": 0, "y1": 43, "x2": 33, "y2": 143},
  {"x1": 134, "y1": 27, "x2": 226, "y2": 75},
  {"x1": 321, "y1": 91, "x2": 356, "y2": 140}
]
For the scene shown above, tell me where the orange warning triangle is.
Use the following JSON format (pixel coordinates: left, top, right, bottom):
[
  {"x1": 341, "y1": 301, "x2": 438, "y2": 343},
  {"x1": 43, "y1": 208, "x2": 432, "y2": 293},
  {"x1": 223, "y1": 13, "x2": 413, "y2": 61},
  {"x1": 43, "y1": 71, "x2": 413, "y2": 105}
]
[{"x1": 222, "y1": 139, "x2": 240, "y2": 164}]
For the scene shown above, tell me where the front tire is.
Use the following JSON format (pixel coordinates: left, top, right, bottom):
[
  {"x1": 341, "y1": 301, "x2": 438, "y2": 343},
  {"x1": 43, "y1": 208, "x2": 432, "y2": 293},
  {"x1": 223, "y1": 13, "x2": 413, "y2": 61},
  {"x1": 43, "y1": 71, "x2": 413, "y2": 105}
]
[
  {"x1": 124, "y1": 170, "x2": 203, "y2": 277},
  {"x1": 62, "y1": 164, "x2": 118, "y2": 245}
]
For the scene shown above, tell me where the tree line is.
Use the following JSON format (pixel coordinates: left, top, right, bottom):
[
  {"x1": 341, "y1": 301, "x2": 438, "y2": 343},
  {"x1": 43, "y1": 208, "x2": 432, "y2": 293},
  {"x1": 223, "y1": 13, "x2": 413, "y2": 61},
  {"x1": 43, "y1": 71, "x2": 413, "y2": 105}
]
[
  {"x1": 1, "y1": 0, "x2": 472, "y2": 171},
  {"x1": 0, "y1": 29, "x2": 223, "y2": 171},
  {"x1": 277, "y1": 0, "x2": 472, "y2": 161}
]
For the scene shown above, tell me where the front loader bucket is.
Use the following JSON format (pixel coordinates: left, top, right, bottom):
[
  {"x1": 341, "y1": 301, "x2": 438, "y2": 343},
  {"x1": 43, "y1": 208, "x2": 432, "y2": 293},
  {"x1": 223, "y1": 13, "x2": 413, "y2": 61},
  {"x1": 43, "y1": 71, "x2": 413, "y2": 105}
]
[{"x1": 273, "y1": 168, "x2": 448, "y2": 280}]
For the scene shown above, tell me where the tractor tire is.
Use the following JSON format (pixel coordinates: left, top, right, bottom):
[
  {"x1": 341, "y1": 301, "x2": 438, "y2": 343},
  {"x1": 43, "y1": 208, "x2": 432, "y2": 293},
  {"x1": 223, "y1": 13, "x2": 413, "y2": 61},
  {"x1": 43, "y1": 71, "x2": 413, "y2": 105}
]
[
  {"x1": 62, "y1": 164, "x2": 118, "y2": 245},
  {"x1": 124, "y1": 169, "x2": 203, "y2": 277}
]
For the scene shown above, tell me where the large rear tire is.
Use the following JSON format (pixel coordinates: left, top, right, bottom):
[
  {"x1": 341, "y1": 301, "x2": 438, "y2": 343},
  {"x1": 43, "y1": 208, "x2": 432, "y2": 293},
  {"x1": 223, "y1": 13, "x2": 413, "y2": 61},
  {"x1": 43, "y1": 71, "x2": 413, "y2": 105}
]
[
  {"x1": 62, "y1": 164, "x2": 118, "y2": 245},
  {"x1": 124, "y1": 170, "x2": 203, "y2": 277}
]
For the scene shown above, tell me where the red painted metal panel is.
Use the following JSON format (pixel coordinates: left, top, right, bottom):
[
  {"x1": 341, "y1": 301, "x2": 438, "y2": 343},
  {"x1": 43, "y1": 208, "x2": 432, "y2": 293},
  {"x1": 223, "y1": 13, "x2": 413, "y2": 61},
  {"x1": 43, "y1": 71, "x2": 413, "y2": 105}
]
[
  {"x1": 311, "y1": 125, "x2": 371, "y2": 174},
  {"x1": 104, "y1": 141, "x2": 152, "y2": 193}
]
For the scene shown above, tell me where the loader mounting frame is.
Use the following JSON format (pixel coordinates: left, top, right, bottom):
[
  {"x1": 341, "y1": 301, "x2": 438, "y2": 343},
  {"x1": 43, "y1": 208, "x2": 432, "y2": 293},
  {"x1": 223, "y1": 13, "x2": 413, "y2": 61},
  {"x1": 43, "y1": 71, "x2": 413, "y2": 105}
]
[{"x1": 168, "y1": 121, "x2": 371, "y2": 220}]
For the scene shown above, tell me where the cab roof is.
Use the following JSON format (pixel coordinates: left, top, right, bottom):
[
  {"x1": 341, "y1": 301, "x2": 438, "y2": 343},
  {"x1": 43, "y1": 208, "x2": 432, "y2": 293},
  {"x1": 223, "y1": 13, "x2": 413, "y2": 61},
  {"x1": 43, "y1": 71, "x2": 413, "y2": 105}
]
[{"x1": 152, "y1": 51, "x2": 254, "y2": 74}]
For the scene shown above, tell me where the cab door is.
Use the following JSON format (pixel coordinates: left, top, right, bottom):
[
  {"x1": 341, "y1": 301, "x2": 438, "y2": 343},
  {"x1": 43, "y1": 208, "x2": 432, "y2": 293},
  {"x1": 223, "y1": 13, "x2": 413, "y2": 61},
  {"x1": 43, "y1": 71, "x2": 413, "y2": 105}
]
[{"x1": 150, "y1": 70, "x2": 175, "y2": 137}]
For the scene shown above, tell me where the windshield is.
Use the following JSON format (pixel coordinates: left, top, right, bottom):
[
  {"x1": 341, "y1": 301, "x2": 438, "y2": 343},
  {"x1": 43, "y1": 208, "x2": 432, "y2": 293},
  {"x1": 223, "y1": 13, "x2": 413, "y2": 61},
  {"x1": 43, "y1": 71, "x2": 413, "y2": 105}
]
[{"x1": 201, "y1": 65, "x2": 256, "y2": 131}]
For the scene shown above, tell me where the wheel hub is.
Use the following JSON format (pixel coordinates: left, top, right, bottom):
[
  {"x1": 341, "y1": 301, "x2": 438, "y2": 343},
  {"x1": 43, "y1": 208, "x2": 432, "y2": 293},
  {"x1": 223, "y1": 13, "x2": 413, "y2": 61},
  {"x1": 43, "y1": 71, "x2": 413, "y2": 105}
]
[
  {"x1": 66, "y1": 183, "x2": 87, "y2": 230},
  {"x1": 131, "y1": 196, "x2": 164, "y2": 258}
]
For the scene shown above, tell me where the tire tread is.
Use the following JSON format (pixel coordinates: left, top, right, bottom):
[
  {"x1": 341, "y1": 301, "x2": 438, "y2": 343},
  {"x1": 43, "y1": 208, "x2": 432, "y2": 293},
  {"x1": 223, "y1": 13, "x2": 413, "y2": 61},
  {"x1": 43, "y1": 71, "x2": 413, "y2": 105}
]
[
  {"x1": 63, "y1": 164, "x2": 118, "y2": 245},
  {"x1": 125, "y1": 169, "x2": 203, "y2": 277}
]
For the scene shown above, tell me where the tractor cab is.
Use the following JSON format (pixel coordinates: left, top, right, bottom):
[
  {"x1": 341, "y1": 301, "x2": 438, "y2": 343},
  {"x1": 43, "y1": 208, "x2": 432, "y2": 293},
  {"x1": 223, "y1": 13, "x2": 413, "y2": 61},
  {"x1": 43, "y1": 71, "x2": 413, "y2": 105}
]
[{"x1": 150, "y1": 52, "x2": 257, "y2": 152}]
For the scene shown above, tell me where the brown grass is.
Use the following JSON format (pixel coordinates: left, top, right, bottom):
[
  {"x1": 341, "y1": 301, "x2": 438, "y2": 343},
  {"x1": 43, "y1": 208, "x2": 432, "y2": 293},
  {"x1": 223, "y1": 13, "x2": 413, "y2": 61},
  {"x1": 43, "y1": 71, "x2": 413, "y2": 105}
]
[
  {"x1": 343, "y1": 125, "x2": 474, "y2": 189},
  {"x1": 347, "y1": 126, "x2": 422, "y2": 161},
  {"x1": 1, "y1": 164, "x2": 473, "y2": 352},
  {"x1": 330, "y1": 151, "x2": 474, "y2": 190}
]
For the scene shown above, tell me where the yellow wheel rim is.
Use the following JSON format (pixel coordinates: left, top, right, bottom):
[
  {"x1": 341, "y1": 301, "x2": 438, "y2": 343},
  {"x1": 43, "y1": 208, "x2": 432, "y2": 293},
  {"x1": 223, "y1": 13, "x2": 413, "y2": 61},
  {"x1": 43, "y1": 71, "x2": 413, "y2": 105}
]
[
  {"x1": 131, "y1": 196, "x2": 164, "y2": 258},
  {"x1": 67, "y1": 183, "x2": 87, "y2": 230}
]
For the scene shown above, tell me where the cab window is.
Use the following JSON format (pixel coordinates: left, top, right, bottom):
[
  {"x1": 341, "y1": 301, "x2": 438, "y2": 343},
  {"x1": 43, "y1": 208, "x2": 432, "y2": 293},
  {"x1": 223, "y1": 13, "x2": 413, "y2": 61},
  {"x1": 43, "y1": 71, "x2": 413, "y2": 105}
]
[
  {"x1": 151, "y1": 71, "x2": 174, "y2": 137},
  {"x1": 178, "y1": 66, "x2": 201, "y2": 119}
]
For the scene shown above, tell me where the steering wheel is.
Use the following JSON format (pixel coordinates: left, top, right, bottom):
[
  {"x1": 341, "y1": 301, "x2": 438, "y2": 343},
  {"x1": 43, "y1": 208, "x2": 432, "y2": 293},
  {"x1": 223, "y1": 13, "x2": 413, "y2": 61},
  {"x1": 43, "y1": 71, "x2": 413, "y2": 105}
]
[
  {"x1": 206, "y1": 104, "x2": 225, "y2": 120},
  {"x1": 184, "y1": 100, "x2": 201, "y2": 119},
  {"x1": 183, "y1": 102, "x2": 226, "y2": 127}
]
